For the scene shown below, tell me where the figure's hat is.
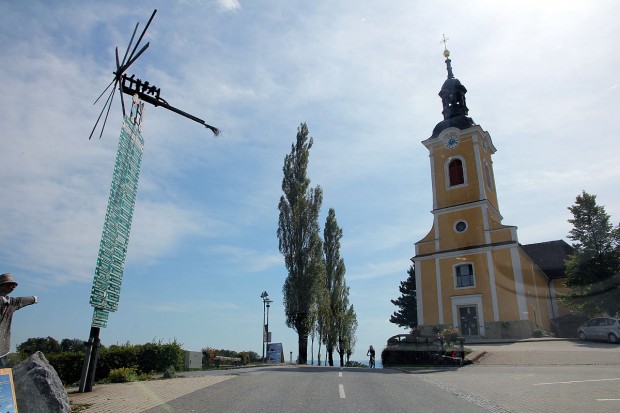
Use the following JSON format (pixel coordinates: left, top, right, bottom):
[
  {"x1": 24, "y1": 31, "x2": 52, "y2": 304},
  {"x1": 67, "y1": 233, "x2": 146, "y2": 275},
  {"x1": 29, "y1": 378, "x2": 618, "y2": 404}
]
[{"x1": 0, "y1": 273, "x2": 17, "y2": 286}]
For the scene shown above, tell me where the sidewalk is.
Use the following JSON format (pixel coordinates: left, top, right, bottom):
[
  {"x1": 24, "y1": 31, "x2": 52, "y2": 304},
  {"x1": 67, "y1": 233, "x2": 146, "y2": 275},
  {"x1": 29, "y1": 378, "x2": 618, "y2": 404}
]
[{"x1": 69, "y1": 375, "x2": 233, "y2": 413}]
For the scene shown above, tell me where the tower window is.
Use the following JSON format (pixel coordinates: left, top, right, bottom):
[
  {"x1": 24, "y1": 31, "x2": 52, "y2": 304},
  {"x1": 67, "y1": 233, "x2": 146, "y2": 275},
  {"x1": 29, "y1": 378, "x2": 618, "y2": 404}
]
[
  {"x1": 448, "y1": 159, "x2": 464, "y2": 186},
  {"x1": 455, "y1": 220, "x2": 467, "y2": 233},
  {"x1": 455, "y1": 264, "x2": 474, "y2": 288},
  {"x1": 484, "y1": 161, "x2": 495, "y2": 191}
]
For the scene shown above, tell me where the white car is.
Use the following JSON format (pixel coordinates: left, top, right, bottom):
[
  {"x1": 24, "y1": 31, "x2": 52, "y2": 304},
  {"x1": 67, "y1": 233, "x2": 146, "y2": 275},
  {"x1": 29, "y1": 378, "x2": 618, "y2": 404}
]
[{"x1": 577, "y1": 317, "x2": 620, "y2": 343}]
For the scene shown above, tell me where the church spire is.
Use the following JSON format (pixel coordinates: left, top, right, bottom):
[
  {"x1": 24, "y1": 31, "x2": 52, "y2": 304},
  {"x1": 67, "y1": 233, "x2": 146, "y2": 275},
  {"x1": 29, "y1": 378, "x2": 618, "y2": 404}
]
[
  {"x1": 430, "y1": 35, "x2": 476, "y2": 138},
  {"x1": 441, "y1": 34, "x2": 454, "y2": 79}
]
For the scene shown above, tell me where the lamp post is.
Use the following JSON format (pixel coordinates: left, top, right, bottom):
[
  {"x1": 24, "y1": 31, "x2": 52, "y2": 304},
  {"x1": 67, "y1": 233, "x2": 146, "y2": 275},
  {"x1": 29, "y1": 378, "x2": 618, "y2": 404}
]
[
  {"x1": 265, "y1": 298, "x2": 273, "y2": 355},
  {"x1": 260, "y1": 291, "x2": 268, "y2": 361}
]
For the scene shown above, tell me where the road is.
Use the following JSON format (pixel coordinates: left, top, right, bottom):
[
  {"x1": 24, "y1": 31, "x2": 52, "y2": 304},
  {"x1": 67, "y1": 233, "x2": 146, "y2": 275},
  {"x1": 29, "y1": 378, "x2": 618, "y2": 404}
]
[
  {"x1": 72, "y1": 340, "x2": 620, "y2": 413},
  {"x1": 143, "y1": 366, "x2": 490, "y2": 413}
]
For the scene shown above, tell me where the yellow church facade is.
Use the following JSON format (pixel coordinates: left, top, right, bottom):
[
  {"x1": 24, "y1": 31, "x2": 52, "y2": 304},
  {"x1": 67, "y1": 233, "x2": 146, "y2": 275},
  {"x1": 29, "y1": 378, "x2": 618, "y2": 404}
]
[{"x1": 413, "y1": 49, "x2": 569, "y2": 339}]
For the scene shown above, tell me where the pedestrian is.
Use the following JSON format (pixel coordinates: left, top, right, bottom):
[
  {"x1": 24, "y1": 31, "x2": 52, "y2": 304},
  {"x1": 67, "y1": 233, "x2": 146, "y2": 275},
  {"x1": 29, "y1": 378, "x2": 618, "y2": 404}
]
[{"x1": 0, "y1": 273, "x2": 38, "y2": 368}]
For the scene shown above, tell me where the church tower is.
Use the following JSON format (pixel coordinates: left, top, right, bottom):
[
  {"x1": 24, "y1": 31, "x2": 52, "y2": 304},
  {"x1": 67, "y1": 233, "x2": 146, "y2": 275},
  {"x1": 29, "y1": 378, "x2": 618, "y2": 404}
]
[{"x1": 412, "y1": 44, "x2": 558, "y2": 338}]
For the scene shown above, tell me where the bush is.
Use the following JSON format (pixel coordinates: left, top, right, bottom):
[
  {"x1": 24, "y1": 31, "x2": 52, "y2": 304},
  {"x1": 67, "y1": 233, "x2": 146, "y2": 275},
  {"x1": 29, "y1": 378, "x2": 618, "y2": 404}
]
[
  {"x1": 108, "y1": 367, "x2": 138, "y2": 383},
  {"x1": 437, "y1": 327, "x2": 459, "y2": 345},
  {"x1": 345, "y1": 361, "x2": 366, "y2": 368},
  {"x1": 137, "y1": 340, "x2": 184, "y2": 373},
  {"x1": 97, "y1": 344, "x2": 139, "y2": 380},
  {"x1": 163, "y1": 366, "x2": 176, "y2": 379},
  {"x1": 532, "y1": 329, "x2": 544, "y2": 338},
  {"x1": 47, "y1": 351, "x2": 85, "y2": 385}
]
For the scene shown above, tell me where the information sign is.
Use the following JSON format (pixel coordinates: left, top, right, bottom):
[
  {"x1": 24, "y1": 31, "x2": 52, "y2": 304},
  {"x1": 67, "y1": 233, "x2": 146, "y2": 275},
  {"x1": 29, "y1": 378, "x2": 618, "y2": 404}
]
[{"x1": 88, "y1": 114, "x2": 144, "y2": 326}]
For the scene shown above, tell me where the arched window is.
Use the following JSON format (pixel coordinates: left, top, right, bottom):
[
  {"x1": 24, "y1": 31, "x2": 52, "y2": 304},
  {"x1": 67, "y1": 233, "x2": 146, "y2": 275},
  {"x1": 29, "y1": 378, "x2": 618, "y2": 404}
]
[{"x1": 448, "y1": 159, "x2": 464, "y2": 186}]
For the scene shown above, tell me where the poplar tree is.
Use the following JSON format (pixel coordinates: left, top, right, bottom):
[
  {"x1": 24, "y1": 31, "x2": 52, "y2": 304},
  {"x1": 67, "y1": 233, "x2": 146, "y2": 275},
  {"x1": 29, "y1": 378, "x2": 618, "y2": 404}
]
[
  {"x1": 390, "y1": 265, "x2": 418, "y2": 330},
  {"x1": 278, "y1": 123, "x2": 324, "y2": 365},
  {"x1": 560, "y1": 191, "x2": 620, "y2": 316},
  {"x1": 322, "y1": 208, "x2": 346, "y2": 366}
]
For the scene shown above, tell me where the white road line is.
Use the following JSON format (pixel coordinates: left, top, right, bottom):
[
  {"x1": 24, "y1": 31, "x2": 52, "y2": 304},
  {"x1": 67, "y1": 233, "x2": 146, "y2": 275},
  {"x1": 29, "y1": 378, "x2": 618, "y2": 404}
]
[
  {"x1": 598, "y1": 399, "x2": 620, "y2": 401},
  {"x1": 339, "y1": 372, "x2": 342, "y2": 377},
  {"x1": 339, "y1": 384, "x2": 346, "y2": 399},
  {"x1": 534, "y1": 378, "x2": 620, "y2": 386}
]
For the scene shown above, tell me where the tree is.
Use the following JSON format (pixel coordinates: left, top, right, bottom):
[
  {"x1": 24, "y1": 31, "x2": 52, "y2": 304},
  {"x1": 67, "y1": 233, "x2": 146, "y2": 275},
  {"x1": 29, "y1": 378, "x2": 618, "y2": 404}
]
[
  {"x1": 61, "y1": 338, "x2": 87, "y2": 353},
  {"x1": 343, "y1": 304, "x2": 358, "y2": 364},
  {"x1": 278, "y1": 123, "x2": 325, "y2": 365},
  {"x1": 322, "y1": 208, "x2": 348, "y2": 366},
  {"x1": 390, "y1": 264, "x2": 418, "y2": 330},
  {"x1": 17, "y1": 337, "x2": 62, "y2": 356},
  {"x1": 559, "y1": 191, "x2": 620, "y2": 316}
]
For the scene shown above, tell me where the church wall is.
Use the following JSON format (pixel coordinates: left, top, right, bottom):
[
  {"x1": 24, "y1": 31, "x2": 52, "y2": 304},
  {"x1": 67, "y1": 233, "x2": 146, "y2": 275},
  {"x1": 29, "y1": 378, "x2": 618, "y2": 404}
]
[
  {"x1": 490, "y1": 248, "x2": 521, "y2": 321},
  {"x1": 419, "y1": 259, "x2": 439, "y2": 325},
  {"x1": 519, "y1": 249, "x2": 553, "y2": 331},
  {"x1": 433, "y1": 139, "x2": 481, "y2": 209},
  {"x1": 438, "y1": 253, "x2": 494, "y2": 329},
  {"x1": 437, "y1": 210, "x2": 486, "y2": 250},
  {"x1": 551, "y1": 279, "x2": 571, "y2": 317}
]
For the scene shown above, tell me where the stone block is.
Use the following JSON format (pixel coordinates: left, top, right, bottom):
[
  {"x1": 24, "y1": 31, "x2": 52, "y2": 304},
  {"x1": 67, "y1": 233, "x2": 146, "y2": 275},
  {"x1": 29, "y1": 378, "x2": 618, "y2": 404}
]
[{"x1": 12, "y1": 351, "x2": 70, "y2": 413}]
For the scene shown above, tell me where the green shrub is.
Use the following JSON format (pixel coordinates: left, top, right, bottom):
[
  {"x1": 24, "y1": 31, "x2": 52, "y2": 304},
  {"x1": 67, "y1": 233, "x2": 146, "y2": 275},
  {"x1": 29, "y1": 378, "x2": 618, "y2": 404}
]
[
  {"x1": 345, "y1": 361, "x2": 366, "y2": 368},
  {"x1": 163, "y1": 366, "x2": 176, "y2": 379},
  {"x1": 137, "y1": 340, "x2": 184, "y2": 373},
  {"x1": 108, "y1": 367, "x2": 138, "y2": 383},
  {"x1": 47, "y1": 351, "x2": 85, "y2": 385},
  {"x1": 438, "y1": 327, "x2": 459, "y2": 345},
  {"x1": 532, "y1": 329, "x2": 544, "y2": 338},
  {"x1": 97, "y1": 344, "x2": 139, "y2": 380}
]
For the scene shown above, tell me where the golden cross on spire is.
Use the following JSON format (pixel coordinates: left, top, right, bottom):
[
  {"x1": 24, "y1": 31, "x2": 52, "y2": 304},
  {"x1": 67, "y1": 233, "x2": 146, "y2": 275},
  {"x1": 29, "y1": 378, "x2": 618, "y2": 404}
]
[
  {"x1": 440, "y1": 34, "x2": 450, "y2": 58},
  {"x1": 440, "y1": 34, "x2": 449, "y2": 50}
]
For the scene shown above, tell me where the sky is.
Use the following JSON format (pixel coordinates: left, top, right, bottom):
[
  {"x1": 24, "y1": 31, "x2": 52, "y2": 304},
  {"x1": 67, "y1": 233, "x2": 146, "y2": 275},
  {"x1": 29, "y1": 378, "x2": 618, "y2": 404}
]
[{"x1": 1, "y1": 0, "x2": 619, "y2": 363}]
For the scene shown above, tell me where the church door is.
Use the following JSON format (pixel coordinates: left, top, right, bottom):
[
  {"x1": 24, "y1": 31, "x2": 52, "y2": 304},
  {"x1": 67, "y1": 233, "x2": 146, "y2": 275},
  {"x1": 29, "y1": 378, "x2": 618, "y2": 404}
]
[{"x1": 458, "y1": 306, "x2": 479, "y2": 336}]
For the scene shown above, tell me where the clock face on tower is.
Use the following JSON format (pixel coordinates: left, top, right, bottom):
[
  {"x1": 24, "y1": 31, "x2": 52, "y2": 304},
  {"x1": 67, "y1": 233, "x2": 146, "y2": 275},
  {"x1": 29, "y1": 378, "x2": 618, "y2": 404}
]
[{"x1": 444, "y1": 135, "x2": 459, "y2": 149}]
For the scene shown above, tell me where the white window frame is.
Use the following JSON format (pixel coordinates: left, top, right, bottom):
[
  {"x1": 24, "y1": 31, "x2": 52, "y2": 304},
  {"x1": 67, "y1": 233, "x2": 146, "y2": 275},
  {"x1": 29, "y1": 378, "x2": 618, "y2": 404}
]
[
  {"x1": 445, "y1": 155, "x2": 468, "y2": 190},
  {"x1": 454, "y1": 262, "x2": 475, "y2": 289}
]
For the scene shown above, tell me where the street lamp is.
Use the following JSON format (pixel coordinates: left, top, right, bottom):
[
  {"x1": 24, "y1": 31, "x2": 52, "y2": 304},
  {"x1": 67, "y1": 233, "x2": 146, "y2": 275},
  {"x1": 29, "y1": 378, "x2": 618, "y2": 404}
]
[
  {"x1": 265, "y1": 298, "x2": 273, "y2": 356},
  {"x1": 260, "y1": 291, "x2": 269, "y2": 361}
]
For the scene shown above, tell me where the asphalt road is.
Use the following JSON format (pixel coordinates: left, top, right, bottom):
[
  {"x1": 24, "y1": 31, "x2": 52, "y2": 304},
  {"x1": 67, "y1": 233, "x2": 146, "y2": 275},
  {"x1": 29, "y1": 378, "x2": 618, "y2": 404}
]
[
  {"x1": 143, "y1": 366, "x2": 490, "y2": 413},
  {"x1": 126, "y1": 340, "x2": 620, "y2": 413}
]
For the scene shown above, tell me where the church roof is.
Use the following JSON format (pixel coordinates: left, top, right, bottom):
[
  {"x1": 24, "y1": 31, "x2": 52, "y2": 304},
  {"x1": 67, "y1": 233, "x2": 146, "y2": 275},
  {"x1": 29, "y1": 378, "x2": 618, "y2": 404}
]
[
  {"x1": 430, "y1": 47, "x2": 476, "y2": 139},
  {"x1": 521, "y1": 240, "x2": 574, "y2": 280}
]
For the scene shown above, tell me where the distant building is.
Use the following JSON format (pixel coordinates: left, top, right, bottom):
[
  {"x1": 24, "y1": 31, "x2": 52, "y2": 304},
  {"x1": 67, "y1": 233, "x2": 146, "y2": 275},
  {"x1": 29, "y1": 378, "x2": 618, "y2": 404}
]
[{"x1": 412, "y1": 48, "x2": 572, "y2": 339}]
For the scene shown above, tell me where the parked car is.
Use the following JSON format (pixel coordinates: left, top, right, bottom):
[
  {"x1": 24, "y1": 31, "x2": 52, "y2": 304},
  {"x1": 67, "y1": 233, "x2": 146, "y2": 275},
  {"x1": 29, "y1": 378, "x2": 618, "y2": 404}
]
[{"x1": 577, "y1": 317, "x2": 620, "y2": 343}]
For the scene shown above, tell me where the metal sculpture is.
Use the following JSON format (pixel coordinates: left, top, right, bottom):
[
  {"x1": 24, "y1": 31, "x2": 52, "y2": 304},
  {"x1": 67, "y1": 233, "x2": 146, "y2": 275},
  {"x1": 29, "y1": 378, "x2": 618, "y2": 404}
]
[{"x1": 89, "y1": 9, "x2": 219, "y2": 140}]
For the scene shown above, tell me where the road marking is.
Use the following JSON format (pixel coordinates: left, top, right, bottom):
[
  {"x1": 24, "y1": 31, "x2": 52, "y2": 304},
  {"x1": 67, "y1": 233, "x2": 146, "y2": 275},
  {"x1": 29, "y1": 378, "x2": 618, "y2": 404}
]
[
  {"x1": 339, "y1": 372, "x2": 342, "y2": 377},
  {"x1": 534, "y1": 378, "x2": 620, "y2": 386},
  {"x1": 598, "y1": 399, "x2": 620, "y2": 401},
  {"x1": 339, "y1": 384, "x2": 346, "y2": 399}
]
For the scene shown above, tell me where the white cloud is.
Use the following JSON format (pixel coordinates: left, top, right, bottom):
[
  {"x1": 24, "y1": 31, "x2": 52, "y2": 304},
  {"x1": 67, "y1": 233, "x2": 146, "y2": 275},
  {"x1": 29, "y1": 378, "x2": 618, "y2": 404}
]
[{"x1": 217, "y1": 0, "x2": 241, "y2": 12}]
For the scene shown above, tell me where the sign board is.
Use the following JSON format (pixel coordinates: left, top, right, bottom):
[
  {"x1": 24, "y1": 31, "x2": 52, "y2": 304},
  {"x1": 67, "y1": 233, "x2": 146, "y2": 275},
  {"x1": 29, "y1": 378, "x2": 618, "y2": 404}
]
[
  {"x1": 0, "y1": 369, "x2": 18, "y2": 413},
  {"x1": 266, "y1": 343, "x2": 283, "y2": 363},
  {"x1": 89, "y1": 113, "x2": 144, "y2": 327}
]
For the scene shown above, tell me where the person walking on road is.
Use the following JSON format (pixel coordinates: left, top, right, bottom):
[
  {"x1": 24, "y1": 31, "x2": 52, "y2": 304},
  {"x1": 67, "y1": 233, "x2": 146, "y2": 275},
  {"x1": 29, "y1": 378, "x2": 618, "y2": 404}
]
[
  {"x1": 367, "y1": 345, "x2": 376, "y2": 368},
  {"x1": 0, "y1": 273, "x2": 38, "y2": 367}
]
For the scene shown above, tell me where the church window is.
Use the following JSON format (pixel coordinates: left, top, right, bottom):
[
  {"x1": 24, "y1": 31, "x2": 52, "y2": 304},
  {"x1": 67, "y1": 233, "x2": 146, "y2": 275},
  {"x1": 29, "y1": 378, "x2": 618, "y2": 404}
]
[
  {"x1": 455, "y1": 220, "x2": 467, "y2": 233},
  {"x1": 484, "y1": 161, "x2": 495, "y2": 191},
  {"x1": 448, "y1": 159, "x2": 464, "y2": 186},
  {"x1": 455, "y1": 263, "x2": 474, "y2": 288}
]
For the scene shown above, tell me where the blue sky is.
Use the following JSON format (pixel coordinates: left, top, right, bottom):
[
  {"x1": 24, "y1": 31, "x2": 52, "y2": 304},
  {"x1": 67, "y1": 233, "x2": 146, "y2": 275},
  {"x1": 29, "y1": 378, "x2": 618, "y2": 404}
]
[{"x1": 1, "y1": 0, "x2": 619, "y2": 362}]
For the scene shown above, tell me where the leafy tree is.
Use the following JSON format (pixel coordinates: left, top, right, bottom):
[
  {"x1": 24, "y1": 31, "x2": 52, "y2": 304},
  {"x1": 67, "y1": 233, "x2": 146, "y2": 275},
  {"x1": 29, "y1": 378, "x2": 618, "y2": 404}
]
[
  {"x1": 322, "y1": 208, "x2": 349, "y2": 366},
  {"x1": 17, "y1": 336, "x2": 62, "y2": 356},
  {"x1": 60, "y1": 338, "x2": 87, "y2": 353},
  {"x1": 278, "y1": 123, "x2": 325, "y2": 365},
  {"x1": 390, "y1": 264, "x2": 418, "y2": 329},
  {"x1": 343, "y1": 304, "x2": 358, "y2": 364},
  {"x1": 559, "y1": 191, "x2": 620, "y2": 316}
]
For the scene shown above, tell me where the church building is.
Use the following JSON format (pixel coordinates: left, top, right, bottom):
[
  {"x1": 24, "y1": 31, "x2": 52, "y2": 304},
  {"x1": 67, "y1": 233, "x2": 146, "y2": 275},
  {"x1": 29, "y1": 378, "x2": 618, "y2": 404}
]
[{"x1": 412, "y1": 47, "x2": 572, "y2": 339}]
